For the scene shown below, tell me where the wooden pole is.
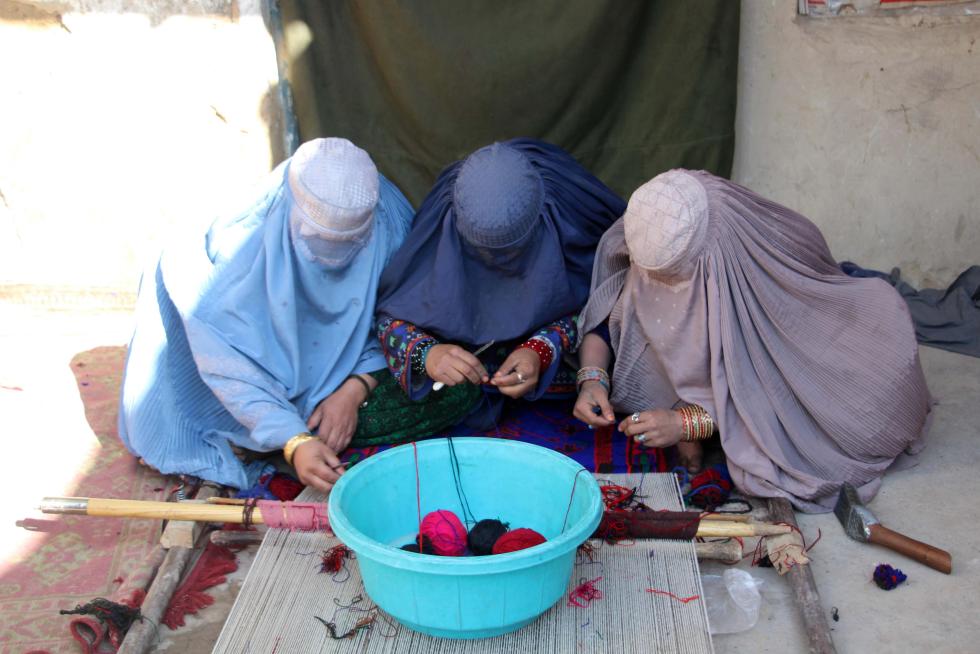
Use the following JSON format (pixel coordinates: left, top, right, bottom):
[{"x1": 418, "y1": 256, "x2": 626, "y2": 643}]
[
  {"x1": 41, "y1": 497, "x2": 790, "y2": 539},
  {"x1": 767, "y1": 497, "x2": 836, "y2": 654},
  {"x1": 596, "y1": 511, "x2": 792, "y2": 540},
  {"x1": 117, "y1": 546, "x2": 194, "y2": 654},
  {"x1": 40, "y1": 496, "x2": 272, "y2": 525}
]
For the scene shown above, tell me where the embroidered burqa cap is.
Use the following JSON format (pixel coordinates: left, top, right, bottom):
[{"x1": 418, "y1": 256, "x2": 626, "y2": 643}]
[
  {"x1": 453, "y1": 142, "x2": 544, "y2": 249},
  {"x1": 287, "y1": 137, "x2": 380, "y2": 267},
  {"x1": 578, "y1": 170, "x2": 932, "y2": 512},
  {"x1": 376, "y1": 138, "x2": 625, "y2": 344}
]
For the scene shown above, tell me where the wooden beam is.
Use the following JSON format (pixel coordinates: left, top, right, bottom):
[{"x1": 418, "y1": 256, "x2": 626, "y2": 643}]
[
  {"x1": 767, "y1": 497, "x2": 837, "y2": 654},
  {"x1": 117, "y1": 544, "x2": 194, "y2": 654},
  {"x1": 159, "y1": 485, "x2": 223, "y2": 549},
  {"x1": 119, "y1": 483, "x2": 225, "y2": 653}
]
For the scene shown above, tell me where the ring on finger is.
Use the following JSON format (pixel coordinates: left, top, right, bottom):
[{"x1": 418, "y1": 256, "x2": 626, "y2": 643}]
[
  {"x1": 516, "y1": 372, "x2": 527, "y2": 383},
  {"x1": 630, "y1": 412, "x2": 641, "y2": 423},
  {"x1": 636, "y1": 434, "x2": 647, "y2": 443}
]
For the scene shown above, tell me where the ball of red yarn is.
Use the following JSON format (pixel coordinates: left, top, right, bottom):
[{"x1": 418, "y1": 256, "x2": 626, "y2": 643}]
[
  {"x1": 491, "y1": 528, "x2": 547, "y2": 554},
  {"x1": 420, "y1": 510, "x2": 467, "y2": 556},
  {"x1": 267, "y1": 473, "x2": 304, "y2": 501}
]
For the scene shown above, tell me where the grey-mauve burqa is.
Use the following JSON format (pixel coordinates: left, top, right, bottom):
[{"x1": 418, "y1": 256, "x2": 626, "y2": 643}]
[{"x1": 577, "y1": 170, "x2": 932, "y2": 512}]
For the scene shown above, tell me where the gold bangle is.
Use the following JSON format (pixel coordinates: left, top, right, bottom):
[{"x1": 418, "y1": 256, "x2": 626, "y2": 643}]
[
  {"x1": 678, "y1": 405, "x2": 715, "y2": 442},
  {"x1": 283, "y1": 433, "x2": 315, "y2": 466},
  {"x1": 692, "y1": 405, "x2": 714, "y2": 440},
  {"x1": 678, "y1": 406, "x2": 691, "y2": 442}
]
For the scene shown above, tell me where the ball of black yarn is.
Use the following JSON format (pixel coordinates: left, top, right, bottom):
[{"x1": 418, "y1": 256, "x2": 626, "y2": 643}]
[
  {"x1": 401, "y1": 534, "x2": 437, "y2": 554},
  {"x1": 467, "y1": 519, "x2": 509, "y2": 556}
]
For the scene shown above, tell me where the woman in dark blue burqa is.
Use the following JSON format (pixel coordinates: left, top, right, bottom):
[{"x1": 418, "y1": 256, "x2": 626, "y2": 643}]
[{"x1": 375, "y1": 138, "x2": 624, "y2": 427}]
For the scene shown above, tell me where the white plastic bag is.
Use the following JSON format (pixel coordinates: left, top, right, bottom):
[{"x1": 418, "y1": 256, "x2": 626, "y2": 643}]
[{"x1": 701, "y1": 569, "x2": 764, "y2": 635}]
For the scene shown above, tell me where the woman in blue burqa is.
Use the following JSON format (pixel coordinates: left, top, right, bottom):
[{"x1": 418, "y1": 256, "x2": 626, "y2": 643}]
[
  {"x1": 374, "y1": 139, "x2": 624, "y2": 427},
  {"x1": 118, "y1": 138, "x2": 471, "y2": 492}
]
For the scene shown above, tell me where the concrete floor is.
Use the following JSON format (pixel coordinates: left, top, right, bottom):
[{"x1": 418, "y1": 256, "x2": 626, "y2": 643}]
[
  {"x1": 2, "y1": 300, "x2": 977, "y2": 652},
  {"x1": 712, "y1": 343, "x2": 980, "y2": 653}
]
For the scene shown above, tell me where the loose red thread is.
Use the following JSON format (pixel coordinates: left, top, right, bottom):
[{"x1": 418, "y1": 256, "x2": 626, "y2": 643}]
[
  {"x1": 568, "y1": 577, "x2": 604, "y2": 608},
  {"x1": 320, "y1": 544, "x2": 353, "y2": 574},
  {"x1": 645, "y1": 588, "x2": 700, "y2": 604},
  {"x1": 576, "y1": 541, "x2": 597, "y2": 563}
]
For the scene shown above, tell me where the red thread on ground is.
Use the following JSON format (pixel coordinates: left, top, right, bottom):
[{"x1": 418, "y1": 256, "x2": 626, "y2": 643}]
[
  {"x1": 568, "y1": 577, "x2": 604, "y2": 608},
  {"x1": 645, "y1": 588, "x2": 700, "y2": 604},
  {"x1": 320, "y1": 544, "x2": 353, "y2": 574}
]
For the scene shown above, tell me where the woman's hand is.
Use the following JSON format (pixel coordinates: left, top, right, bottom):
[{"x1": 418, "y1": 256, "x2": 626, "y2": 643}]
[
  {"x1": 425, "y1": 344, "x2": 489, "y2": 387},
  {"x1": 307, "y1": 378, "x2": 367, "y2": 453},
  {"x1": 618, "y1": 409, "x2": 684, "y2": 448},
  {"x1": 491, "y1": 347, "x2": 541, "y2": 399},
  {"x1": 292, "y1": 439, "x2": 344, "y2": 493},
  {"x1": 573, "y1": 381, "x2": 616, "y2": 427}
]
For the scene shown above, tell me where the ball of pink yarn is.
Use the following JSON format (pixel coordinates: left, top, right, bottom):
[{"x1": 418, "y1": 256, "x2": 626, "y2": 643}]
[{"x1": 419, "y1": 510, "x2": 467, "y2": 556}]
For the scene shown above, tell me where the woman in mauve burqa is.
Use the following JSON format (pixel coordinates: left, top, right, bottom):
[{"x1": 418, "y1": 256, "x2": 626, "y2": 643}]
[{"x1": 574, "y1": 170, "x2": 932, "y2": 511}]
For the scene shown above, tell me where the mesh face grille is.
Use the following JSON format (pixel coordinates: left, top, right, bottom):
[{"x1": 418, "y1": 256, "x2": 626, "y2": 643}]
[{"x1": 453, "y1": 143, "x2": 544, "y2": 249}]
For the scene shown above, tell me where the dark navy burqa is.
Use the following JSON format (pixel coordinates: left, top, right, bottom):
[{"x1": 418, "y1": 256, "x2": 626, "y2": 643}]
[{"x1": 376, "y1": 138, "x2": 625, "y2": 345}]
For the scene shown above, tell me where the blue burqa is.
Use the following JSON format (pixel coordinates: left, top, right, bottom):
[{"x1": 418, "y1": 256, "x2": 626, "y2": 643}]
[
  {"x1": 376, "y1": 138, "x2": 625, "y2": 344},
  {"x1": 118, "y1": 160, "x2": 413, "y2": 488}
]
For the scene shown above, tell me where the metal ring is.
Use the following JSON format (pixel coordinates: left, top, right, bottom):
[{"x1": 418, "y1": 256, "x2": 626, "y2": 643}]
[
  {"x1": 636, "y1": 434, "x2": 647, "y2": 443},
  {"x1": 630, "y1": 412, "x2": 641, "y2": 423},
  {"x1": 516, "y1": 372, "x2": 527, "y2": 383}
]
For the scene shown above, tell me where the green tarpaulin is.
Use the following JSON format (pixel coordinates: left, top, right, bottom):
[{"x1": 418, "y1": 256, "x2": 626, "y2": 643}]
[{"x1": 279, "y1": 0, "x2": 739, "y2": 205}]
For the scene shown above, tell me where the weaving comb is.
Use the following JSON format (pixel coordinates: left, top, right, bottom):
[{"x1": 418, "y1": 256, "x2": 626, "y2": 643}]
[{"x1": 833, "y1": 482, "x2": 951, "y2": 574}]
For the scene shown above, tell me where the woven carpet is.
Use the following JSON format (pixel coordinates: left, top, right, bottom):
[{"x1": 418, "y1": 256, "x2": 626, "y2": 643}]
[
  {"x1": 342, "y1": 401, "x2": 669, "y2": 475},
  {"x1": 215, "y1": 473, "x2": 712, "y2": 653}
]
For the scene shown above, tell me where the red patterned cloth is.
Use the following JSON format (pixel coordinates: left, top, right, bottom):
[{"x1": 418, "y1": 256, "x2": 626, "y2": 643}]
[{"x1": 1, "y1": 346, "x2": 170, "y2": 653}]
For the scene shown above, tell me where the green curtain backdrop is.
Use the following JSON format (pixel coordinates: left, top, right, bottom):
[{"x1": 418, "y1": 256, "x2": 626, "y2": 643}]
[{"x1": 279, "y1": 0, "x2": 739, "y2": 206}]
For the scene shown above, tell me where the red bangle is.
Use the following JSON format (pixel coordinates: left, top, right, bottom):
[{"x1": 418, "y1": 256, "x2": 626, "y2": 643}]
[{"x1": 518, "y1": 337, "x2": 554, "y2": 369}]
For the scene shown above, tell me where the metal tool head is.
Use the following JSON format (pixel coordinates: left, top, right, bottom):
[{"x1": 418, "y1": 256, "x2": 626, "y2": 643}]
[
  {"x1": 38, "y1": 496, "x2": 89, "y2": 515},
  {"x1": 833, "y1": 483, "x2": 879, "y2": 542}
]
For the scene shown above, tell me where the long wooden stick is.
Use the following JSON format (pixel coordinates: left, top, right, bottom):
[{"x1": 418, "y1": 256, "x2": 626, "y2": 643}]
[
  {"x1": 40, "y1": 497, "x2": 275, "y2": 525},
  {"x1": 41, "y1": 496, "x2": 789, "y2": 538},
  {"x1": 117, "y1": 546, "x2": 194, "y2": 654},
  {"x1": 696, "y1": 521, "x2": 790, "y2": 537}
]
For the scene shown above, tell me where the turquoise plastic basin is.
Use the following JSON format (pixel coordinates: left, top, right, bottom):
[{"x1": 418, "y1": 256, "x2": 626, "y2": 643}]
[{"x1": 327, "y1": 437, "x2": 602, "y2": 639}]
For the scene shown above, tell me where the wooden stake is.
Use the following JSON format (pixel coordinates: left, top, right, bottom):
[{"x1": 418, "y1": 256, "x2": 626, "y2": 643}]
[
  {"x1": 768, "y1": 497, "x2": 836, "y2": 654},
  {"x1": 117, "y1": 546, "x2": 193, "y2": 654}
]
